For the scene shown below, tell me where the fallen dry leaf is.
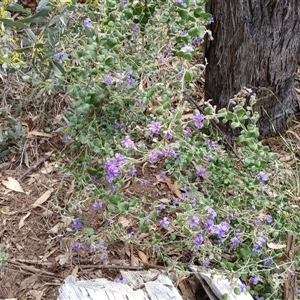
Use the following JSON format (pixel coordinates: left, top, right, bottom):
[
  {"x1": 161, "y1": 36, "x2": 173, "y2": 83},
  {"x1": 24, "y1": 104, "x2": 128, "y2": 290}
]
[
  {"x1": 267, "y1": 242, "x2": 286, "y2": 250},
  {"x1": 19, "y1": 212, "x2": 31, "y2": 229},
  {"x1": 118, "y1": 216, "x2": 132, "y2": 228},
  {"x1": 71, "y1": 265, "x2": 79, "y2": 277},
  {"x1": 32, "y1": 189, "x2": 53, "y2": 207},
  {"x1": 27, "y1": 131, "x2": 52, "y2": 138},
  {"x1": 138, "y1": 250, "x2": 149, "y2": 264},
  {"x1": 2, "y1": 177, "x2": 24, "y2": 193}
]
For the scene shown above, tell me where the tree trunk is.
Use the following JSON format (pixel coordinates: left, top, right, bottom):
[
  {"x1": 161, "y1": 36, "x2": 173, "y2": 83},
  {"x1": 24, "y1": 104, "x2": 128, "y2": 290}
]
[{"x1": 204, "y1": 0, "x2": 300, "y2": 136}]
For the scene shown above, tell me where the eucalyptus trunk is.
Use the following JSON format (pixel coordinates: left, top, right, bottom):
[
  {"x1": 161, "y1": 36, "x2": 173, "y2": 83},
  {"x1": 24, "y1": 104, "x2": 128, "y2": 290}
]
[{"x1": 204, "y1": 0, "x2": 300, "y2": 136}]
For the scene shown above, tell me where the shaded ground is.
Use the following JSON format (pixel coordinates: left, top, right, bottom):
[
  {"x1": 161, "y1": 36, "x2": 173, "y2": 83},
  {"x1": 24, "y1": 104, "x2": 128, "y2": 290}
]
[{"x1": 0, "y1": 71, "x2": 300, "y2": 300}]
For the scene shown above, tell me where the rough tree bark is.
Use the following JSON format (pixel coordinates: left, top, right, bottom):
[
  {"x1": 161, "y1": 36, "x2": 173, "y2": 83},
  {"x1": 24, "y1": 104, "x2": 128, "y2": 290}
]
[{"x1": 204, "y1": 0, "x2": 300, "y2": 136}]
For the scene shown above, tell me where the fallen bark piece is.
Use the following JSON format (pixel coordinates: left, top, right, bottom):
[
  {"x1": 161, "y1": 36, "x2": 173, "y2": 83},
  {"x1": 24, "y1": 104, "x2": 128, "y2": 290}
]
[
  {"x1": 57, "y1": 272, "x2": 184, "y2": 300},
  {"x1": 190, "y1": 266, "x2": 253, "y2": 300}
]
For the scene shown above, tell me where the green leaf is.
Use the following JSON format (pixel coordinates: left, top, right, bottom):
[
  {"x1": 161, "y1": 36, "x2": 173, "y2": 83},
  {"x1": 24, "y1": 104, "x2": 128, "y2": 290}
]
[
  {"x1": 149, "y1": 210, "x2": 158, "y2": 219},
  {"x1": 184, "y1": 71, "x2": 193, "y2": 82},
  {"x1": 123, "y1": 8, "x2": 133, "y2": 19},
  {"x1": 107, "y1": 203, "x2": 115, "y2": 212},
  {"x1": 79, "y1": 133, "x2": 88, "y2": 144},
  {"x1": 117, "y1": 202, "x2": 128, "y2": 213},
  {"x1": 83, "y1": 227, "x2": 95, "y2": 236},
  {"x1": 188, "y1": 27, "x2": 198, "y2": 37},
  {"x1": 233, "y1": 288, "x2": 241, "y2": 295},
  {"x1": 230, "y1": 122, "x2": 240, "y2": 129},
  {"x1": 0, "y1": 18, "x2": 28, "y2": 29},
  {"x1": 110, "y1": 194, "x2": 122, "y2": 205},
  {"x1": 105, "y1": 57, "x2": 114, "y2": 66},
  {"x1": 107, "y1": 38, "x2": 118, "y2": 48},
  {"x1": 87, "y1": 168, "x2": 98, "y2": 176},
  {"x1": 19, "y1": 7, "x2": 53, "y2": 23},
  {"x1": 36, "y1": 0, "x2": 50, "y2": 11},
  {"x1": 183, "y1": 53, "x2": 192, "y2": 61},
  {"x1": 177, "y1": 8, "x2": 188, "y2": 19},
  {"x1": 129, "y1": 197, "x2": 138, "y2": 207},
  {"x1": 7, "y1": 3, "x2": 30, "y2": 13}
]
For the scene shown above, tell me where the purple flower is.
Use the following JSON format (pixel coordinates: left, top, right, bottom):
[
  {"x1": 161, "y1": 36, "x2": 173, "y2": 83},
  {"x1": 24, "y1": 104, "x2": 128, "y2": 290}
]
[
  {"x1": 197, "y1": 168, "x2": 208, "y2": 177},
  {"x1": 63, "y1": 135, "x2": 71, "y2": 142},
  {"x1": 172, "y1": 198, "x2": 179, "y2": 206},
  {"x1": 104, "y1": 74, "x2": 113, "y2": 86},
  {"x1": 144, "y1": 216, "x2": 150, "y2": 224},
  {"x1": 115, "y1": 278, "x2": 127, "y2": 284},
  {"x1": 127, "y1": 231, "x2": 134, "y2": 238},
  {"x1": 266, "y1": 215, "x2": 272, "y2": 223},
  {"x1": 91, "y1": 176, "x2": 99, "y2": 186},
  {"x1": 239, "y1": 283, "x2": 246, "y2": 292},
  {"x1": 159, "y1": 171, "x2": 166, "y2": 179},
  {"x1": 255, "y1": 220, "x2": 262, "y2": 226},
  {"x1": 148, "y1": 121, "x2": 162, "y2": 136},
  {"x1": 132, "y1": 23, "x2": 139, "y2": 34},
  {"x1": 126, "y1": 71, "x2": 135, "y2": 89},
  {"x1": 206, "y1": 206, "x2": 217, "y2": 219},
  {"x1": 189, "y1": 216, "x2": 199, "y2": 227},
  {"x1": 193, "y1": 113, "x2": 205, "y2": 129},
  {"x1": 160, "y1": 217, "x2": 169, "y2": 228},
  {"x1": 158, "y1": 203, "x2": 166, "y2": 210},
  {"x1": 105, "y1": 159, "x2": 120, "y2": 178},
  {"x1": 148, "y1": 151, "x2": 161, "y2": 163},
  {"x1": 100, "y1": 255, "x2": 108, "y2": 263},
  {"x1": 258, "y1": 171, "x2": 268, "y2": 183},
  {"x1": 231, "y1": 236, "x2": 239, "y2": 247},
  {"x1": 177, "y1": 0, "x2": 183, "y2": 5},
  {"x1": 162, "y1": 147, "x2": 180, "y2": 158},
  {"x1": 181, "y1": 45, "x2": 194, "y2": 53},
  {"x1": 194, "y1": 233, "x2": 203, "y2": 245},
  {"x1": 121, "y1": 136, "x2": 134, "y2": 148},
  {"x1": 246, "y1": 88, "x2": 253, "y2": 96},
  {"x1": 192, "y1": 37, "x2": 201, "y2": 45},
  {"x1": 205, "y1": 219, "x2": 214, "y2": 230},
  {"x1": 184, "y1": 127, "x2": 192, "y2": 136},
  {"x1": 57, "y1": 52, "x2": 64, "y2": 62},
  {"x1": 72, "y1": 218, "x2": 82, "y2": 229},
  {"x1": 120, "y1": 0, "x2": 127, "y2": 6},
  {"x1": 181, "y1": 30, "x2": 188, "y2": 36},
  {"x1": 191, "y1": 198, "x2": 197, "y2": 207},
  {"x1": 71, "y1": 242, "x2": 81, "y2": 251},
  {"x1": 130, "y1": 167, "x2": 137, "y2": 176},
  {"x1": 203, "y1": 258, "x2": 210, "y2": 268},
  {"x1": 181, "y1": 192, "x2": 188, "y2": 198},
  {"x1": 207, "y1": 140, "x2": 216, "y2": 148},
  {"x1": 115, "y1": 153, "x2": 125, "y2": 163},
  {"x1": 207, "y1": 17, "x2": 214, "y2": 24},
  {"x1": 263, "y1": 257, "x2": 272, "y2": 266},
  {"x1": 252, "y1": 237, "x2": 265, "y2": 253},
  {"x1": 251, "y1": 276, "x2": 259, "y2": 285},
  {"x1": 164, "y1": 131, "x2": 173, "y2": 140},
  {"x1": 93, "y1": 201, "x2": 103, "y2": 210},
  {"x1": 254, "y1": 297, "x2": 264, "y2": 300},
  {"x1": 235, "y1": 228, "x2": 241, "y2": 234},
  {"x1": 83, "y1": 17, "x2": 92, "y2": 29}
]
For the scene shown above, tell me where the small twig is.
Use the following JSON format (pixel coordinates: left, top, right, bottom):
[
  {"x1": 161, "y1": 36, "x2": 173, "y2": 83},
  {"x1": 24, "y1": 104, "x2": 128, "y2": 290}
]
[
  {"x1": 15, "y1": 258, "x2": 53, "y2": 267},
  {"x1": 18, "y1": 155, "x2": 51, "y2": 181},
  {"x1": 9, "y1": 259, "x2": 62, "y2": 278},
  {"x1": 80, "y1": 262, "x2": 168, "y2": 271},
  {"x1": 130, "y1": 243, "x2": 134, "y2": 267},
  {"x1": 80, "y1": 264, "x2": 146, "y2": 271}
]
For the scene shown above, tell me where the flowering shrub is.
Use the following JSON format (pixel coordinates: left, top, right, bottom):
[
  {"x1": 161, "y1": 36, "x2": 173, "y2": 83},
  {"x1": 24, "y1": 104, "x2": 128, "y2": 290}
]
[{"x1": 1, "y1": 0, "x2": 299, "y2": 299}]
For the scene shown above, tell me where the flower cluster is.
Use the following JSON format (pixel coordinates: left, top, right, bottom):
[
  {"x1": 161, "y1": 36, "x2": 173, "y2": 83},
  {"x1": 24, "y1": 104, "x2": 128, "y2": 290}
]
[
  {"x1": 252, "y1": 237, "x2": 266, "y2": 253},
  {"x1": 104, "y1": 153, "x2": 126, "y2": 183},
  {"x1": 193, "y1": 113, "x2": 205, "y2": 129}
]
